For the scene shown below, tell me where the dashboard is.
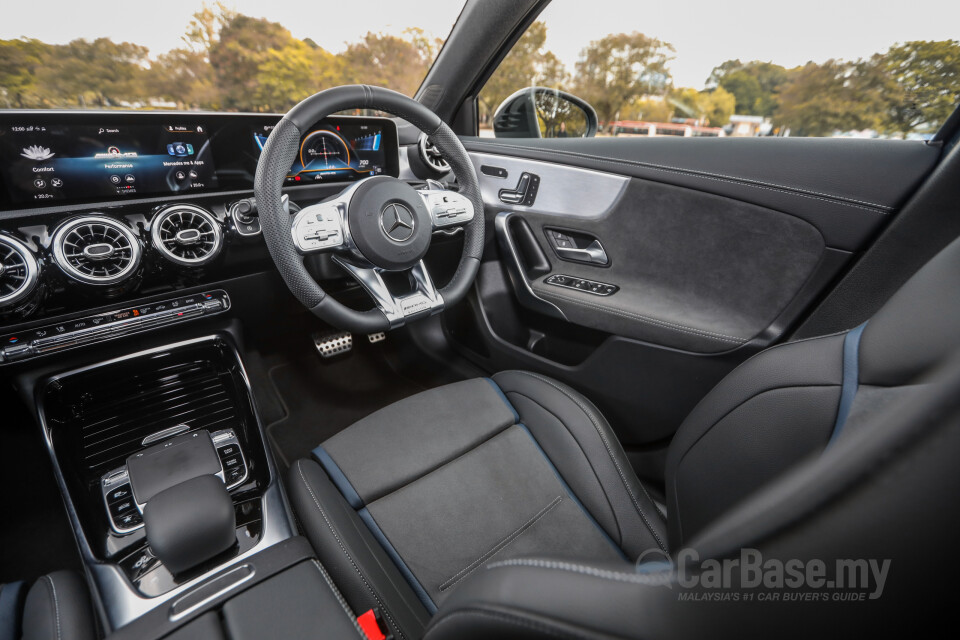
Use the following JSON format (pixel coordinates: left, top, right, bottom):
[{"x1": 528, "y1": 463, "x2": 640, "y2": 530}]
[
  {"x1": 0, "y1": 113, "x2": 399, "y2": 208},
  {"x1": 0, "y1": 111, "x2": 406, "y2": 365}
]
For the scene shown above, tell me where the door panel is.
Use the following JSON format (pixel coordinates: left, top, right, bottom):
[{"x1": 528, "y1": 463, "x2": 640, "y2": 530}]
[
  {"x1": 521, "y1": 179, "x2": 824, "y2": 353},
  {"x1": 467, "y1": 137, "x2": 939, "y2": 250},
  {"x1": 445, "y1": 138, "x2": 939, "y2": 457}
]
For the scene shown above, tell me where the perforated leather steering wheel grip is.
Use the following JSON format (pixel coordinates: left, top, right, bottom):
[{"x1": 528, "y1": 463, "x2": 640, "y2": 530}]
[{"x1": 254, "y1": 85, "x2": 484, "y2": 333}]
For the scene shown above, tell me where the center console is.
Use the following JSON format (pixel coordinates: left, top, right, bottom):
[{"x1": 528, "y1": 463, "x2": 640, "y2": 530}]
[{"x1": 34, "y1": 335, "x2": 297, "y2": 629}]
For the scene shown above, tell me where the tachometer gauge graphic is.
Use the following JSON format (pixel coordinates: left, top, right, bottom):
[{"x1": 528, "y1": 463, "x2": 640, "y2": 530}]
[{"x1": 299, "y1": 130, "x2": 351, "y2": 171}]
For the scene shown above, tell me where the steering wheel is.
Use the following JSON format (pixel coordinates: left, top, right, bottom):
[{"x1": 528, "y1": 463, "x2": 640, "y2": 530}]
[{"x1": 254, "y1": 85, "x2": 484, "y2": 333}]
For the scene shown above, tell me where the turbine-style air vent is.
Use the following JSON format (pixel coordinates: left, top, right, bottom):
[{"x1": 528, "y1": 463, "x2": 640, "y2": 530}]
[
  {"x1": 53, "y1": 216, "x2": 141, "y2": 285},
  {"x1": 150, "y1": 205, "x2": 223, "y2": 267},
  {"x1": 419, "y1": 133, "x2": 450, "y2": 174},
  {"x1": 0, "y1": 235, "x2": 40, "y2": 308}
]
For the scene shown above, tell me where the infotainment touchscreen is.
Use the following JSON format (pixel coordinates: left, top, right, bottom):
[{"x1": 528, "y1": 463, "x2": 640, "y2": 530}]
[
  {"x1": 253, "y1": 117, "x2": 395, "y2": 186},
  {"x1": 0, "y1": 122, "x2": 218, "y2": 205}
]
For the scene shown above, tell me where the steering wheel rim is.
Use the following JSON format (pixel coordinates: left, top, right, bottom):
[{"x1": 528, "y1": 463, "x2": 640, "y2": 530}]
[{"x1": 254, "y1": 85, "x2": 484, "y2": 333}]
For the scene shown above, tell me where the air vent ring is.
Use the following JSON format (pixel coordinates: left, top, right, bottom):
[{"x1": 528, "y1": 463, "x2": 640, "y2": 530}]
[
  {"x1": 0, "y1": 235, "x2": 40, "y2": 308},
  {"x1": 418, "y1": 133, "x2": 450, "y2": 174},
  {"x1": 52, "y1": 216, "x2": 141, "y2": 285},
  {"x1": 150, "y1": 205, "x2": 223, "y2": 267}
]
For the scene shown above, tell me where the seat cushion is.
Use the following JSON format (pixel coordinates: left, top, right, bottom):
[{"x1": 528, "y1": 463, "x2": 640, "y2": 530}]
[
  {"x1": 288, "y1": 374, "x2": 664, "y2": 638},
  {"x1": 0, "y1": 572, "x2": 95, "y2": 640}
]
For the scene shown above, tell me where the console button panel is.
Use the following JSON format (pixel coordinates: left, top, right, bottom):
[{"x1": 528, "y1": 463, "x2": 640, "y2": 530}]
[
  {"x1": 0, "y1": 290, "x2": 230, "y2": 364},
  {"x1": 101, "y1": 427, "x2": 248, "y2": 536}
]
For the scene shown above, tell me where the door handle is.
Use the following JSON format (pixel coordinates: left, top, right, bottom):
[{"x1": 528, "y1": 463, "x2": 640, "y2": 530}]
[{"x1": 555, "y1": 239, "x2": 608, "y2": 265}]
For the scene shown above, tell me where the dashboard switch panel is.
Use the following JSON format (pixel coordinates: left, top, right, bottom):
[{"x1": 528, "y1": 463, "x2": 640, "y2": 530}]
[
  {"x1": 0, "y1": 289, "x2": 230, "y2": 364},
  {"x1": 544, "y1": 274, "x2": 618, "y2": 296}
]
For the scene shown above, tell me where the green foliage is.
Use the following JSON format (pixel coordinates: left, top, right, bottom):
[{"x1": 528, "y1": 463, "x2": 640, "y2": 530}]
[
  {"x1": 35, "y1": 38, "x2": 150, "y2": 108},
  {"x1": 0, "y1": 38, "x2": 51, "y2": 108},
  {"x1": 710, "y1": 60, "x2": 791, "y2": 117},
  {"x1": 342, "y1": 31, "x2": 436, "y2": 98},
  {"x1": 572, "y1": 32, "x2": 674, "y2": 124},
  {"x1": 479, "y1": 22, "x2": 568, "y2": 120},
  {"x1": 880, "y1": 40, "x2": 960, "y2": 134},
  {"x1": 0, "y1": 4, "x2": 957, "y2": 139}
]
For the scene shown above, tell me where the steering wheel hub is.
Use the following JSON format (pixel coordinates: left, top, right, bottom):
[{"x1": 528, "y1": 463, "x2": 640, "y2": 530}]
[{"x1": 347, "y1": 176, "x2": 432, "y2": 271}]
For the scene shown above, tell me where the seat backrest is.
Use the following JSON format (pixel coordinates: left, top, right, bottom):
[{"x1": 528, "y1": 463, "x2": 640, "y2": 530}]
[
  {"x1": 424, "y1": 344, "x2": 960, "y2": 640},
  {"x1": 664, "y1": 233, "x2": 960, "y2": 548}
]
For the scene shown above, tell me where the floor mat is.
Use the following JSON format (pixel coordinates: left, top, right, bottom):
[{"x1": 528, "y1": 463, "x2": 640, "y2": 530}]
[{"x1": 266, "y1": 342, "x2": 428, "y2": 467}]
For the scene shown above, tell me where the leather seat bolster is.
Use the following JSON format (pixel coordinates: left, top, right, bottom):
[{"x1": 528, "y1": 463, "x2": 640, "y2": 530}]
[
  {"x1": 665, "y1": 333, "x2": 846, "y2": 547},
  {"x1": 286, "y1": 459, "x2": 431, "y2": 640},
  {"x1": 21, "y1": 571, "x2": 95, "y2": 640},
  {"x1": 424, "y1": 559, "x2": 678, "y2": 640},
  {"x1": 0, "y1": 581, "x2": 27, "y2": 640},
  {"x1": 859, "y1": 235, "x2": 960, "y2": 386},
  {"x1": 492, "y1": 370, "x2": 669, "y2": 559}
]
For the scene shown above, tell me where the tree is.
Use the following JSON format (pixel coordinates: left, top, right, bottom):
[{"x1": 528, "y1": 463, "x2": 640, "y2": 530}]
[
  {"x1": 709, "y1": 60, "x2": 791, "y2": 116},
  {"x1": 34, "y1": 38, "x2": 150, "y2": 107},
  {"x1": 622, "y1": 96, "x2": 674, "y2": 122},
  {"x1": 698, "y1": 86, "x2": 736, "y2": 126},
  {"x1": 0, "y1": 38, "x2": 51, "y2": 107},
  {"x1": 669, "y1": 86, "x2": 735, "y2": 126},
  {"x1": 148, "y1": 48, "x2": 218, "y2": 109},
  {"x1": 208, "y1": 14, "x2": 292, "y2": 110},
  {"x1": 775, "y1": 60, "x2": 886, "y2": 136},
  {"x1": 342, "y1": 32, "x2": 435, "y2": 98},
  {"x1": 253, "y1": 40, "x2": 344, "y2": 111},
  {"x1": 879, "y1": 40, "x2": 960, "y2": 134},
  {"x1": 479, "y1": 21, "x2": 567, "y2": 119},
  {"x1": 573, "y1": 32, "x2": 674, "y2": 124}
]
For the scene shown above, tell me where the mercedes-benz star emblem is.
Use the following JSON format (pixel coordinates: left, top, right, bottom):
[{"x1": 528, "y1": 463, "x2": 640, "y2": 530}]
[{"x1": 380, "y1": 203, "x2": 416, "y2": 242}]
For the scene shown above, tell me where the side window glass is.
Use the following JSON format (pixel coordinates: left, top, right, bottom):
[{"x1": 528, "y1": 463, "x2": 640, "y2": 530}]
[{"x1": 478, "y1": 3, "x2": 960, "y2": 140}]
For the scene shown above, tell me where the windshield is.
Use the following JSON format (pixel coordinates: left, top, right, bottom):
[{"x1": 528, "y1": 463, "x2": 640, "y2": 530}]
[{"x1": 0, "y1": 0, "x2": 465, "y2": 111}]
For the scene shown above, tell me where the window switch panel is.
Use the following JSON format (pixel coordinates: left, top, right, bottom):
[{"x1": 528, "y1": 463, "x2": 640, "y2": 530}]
[{"x1": 544, "y1": 274, "x2": 618, "y2": 296}]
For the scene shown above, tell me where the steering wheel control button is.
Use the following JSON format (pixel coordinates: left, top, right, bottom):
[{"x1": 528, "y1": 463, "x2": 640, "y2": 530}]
[
  {"x1": 419, "y1": 189, "x2": 475, "y2": 229},
  {"x1": 292, "y1": 202, "x2": 344, "y2": 253},
  {"x1": 545, "y1": 274, "x2": 618, "y2": 297}
]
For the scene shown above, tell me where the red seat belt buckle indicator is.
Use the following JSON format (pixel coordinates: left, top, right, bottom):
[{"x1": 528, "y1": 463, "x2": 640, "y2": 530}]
[{"x1": 357, "y1": 608, "x2": 389, "y2": 640}]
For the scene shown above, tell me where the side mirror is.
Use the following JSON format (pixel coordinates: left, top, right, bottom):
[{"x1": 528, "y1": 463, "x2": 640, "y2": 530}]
[{"x1": 493, "y1": 87, "x2": 599, "y2": 139}]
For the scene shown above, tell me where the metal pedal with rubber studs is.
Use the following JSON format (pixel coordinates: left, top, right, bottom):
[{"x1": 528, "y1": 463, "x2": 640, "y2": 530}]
[
  {"x1": 313, "y1": 332, "x2": 353, "y2": 358},
  {"x1": 368, "y1": 332, "x2": 386, "y2": 344}
]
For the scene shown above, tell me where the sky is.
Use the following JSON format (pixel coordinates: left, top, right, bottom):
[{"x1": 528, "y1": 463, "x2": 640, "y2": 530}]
[{"x1": 1, "y1": 0, "x2": 958, "y2": 89}]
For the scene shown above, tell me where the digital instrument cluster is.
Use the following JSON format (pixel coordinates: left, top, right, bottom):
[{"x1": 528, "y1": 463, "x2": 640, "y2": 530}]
[
  {"x1": 253, "y1": 118, "x2": 392, "y2": 185},
  {"x1": 0, "y1": 113, "x2": 399, "y2": 210}
]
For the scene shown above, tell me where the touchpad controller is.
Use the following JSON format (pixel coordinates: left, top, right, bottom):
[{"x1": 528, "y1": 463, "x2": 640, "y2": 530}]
[{"x1": 126, "y1": 430, "x2": 221, "y2": 504}]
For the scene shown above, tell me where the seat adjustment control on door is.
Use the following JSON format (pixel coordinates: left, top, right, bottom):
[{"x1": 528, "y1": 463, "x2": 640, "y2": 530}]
[
  {"x1": 545, "y1": 274, "x2": 618, "y2": 296},
  {"x1": 499, "y1": 172, "x2": 540, "y2": 206}
]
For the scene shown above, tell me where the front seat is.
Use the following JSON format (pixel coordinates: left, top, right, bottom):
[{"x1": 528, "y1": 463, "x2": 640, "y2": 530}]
[
  {"x1": 0, "y1": 572, "x2": 96, "y2": 640},
  {"x1": 287, "y1": 235, "x2": 960, "y2": 639}
]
